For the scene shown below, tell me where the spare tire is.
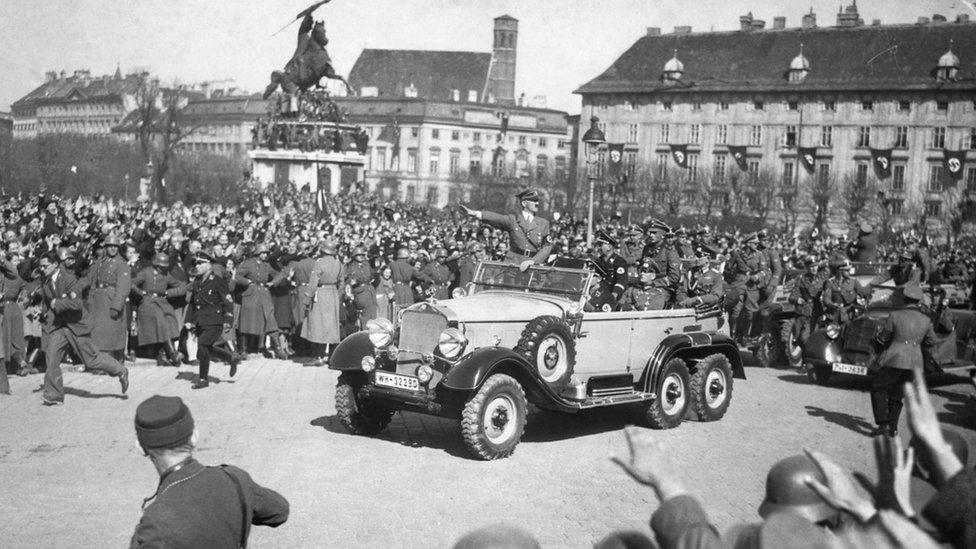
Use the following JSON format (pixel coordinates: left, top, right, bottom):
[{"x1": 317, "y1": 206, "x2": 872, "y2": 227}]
[{"x1": 515, "y1": 315, "x2": 576, "y2": 392}]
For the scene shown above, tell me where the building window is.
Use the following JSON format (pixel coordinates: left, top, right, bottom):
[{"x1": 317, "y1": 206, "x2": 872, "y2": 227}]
[
  {"x1": 716, "y1": 124, "x2": 728, "y2": 144},
  {"x1": 861, "y1": 100, "x2": 873, "y2": 111},
  {"x1": 656, "y1": 153, "x2": 669, "y2": 179},
  {"x1": 377, "y1": 148, "x2": 387, "y2": 171},
  {"x1": 536, "y1": 155, "x2": 547, "y2": 179},
  {"x1": 855, "y1": 163, "x2": 869, "y2": 187},
  {"x1": 517, "y1": 135, "x2": 526, "y2": 147},
  {"x1": 661, "y1": 101, "x2": 673, "y2": 111},
  {"x1": 750, "y1": 125, "x2": 763, "y2": 146},
  {"x1": 692, "y1": 101, "x2": 702, "y2": 111},
  {"x1": 407, "y1": 150, "x2": 418, "y2": 173},
  {"x1": 689, "y1": 124, "x2": 700, "y2": 144},
  {"x1": 449, "y1": 151, "x2": 460, "y2": 174},
  {"x1": 820, "y1": 126, "x2": 833, "y2": 147},
  {"x1": 924, "y1": 201, "x2": 941, "y2": 216},
  {"x1": 936, "y1": 101, "x2": 949, "y2": 111},
  {"x1": 539, "y1": 137, "x2": 547, "y2": 147},
  {"x1": 968, "y1": 128, "x2": 976, "y2": 150},
  {"x1": 719, "y1": 101, "x2": 730, "y2": 111},
  {"x1": 555, "y1": 156, "x2": 566, "y2": 181},
  {"x1": 787, "y1": 101, "x2": 799, "y2": 111},
  {"x1": 714, "y1": 154, "x2": 727, "y2": 184},
  {"x1": 889, "y1": 200, "x2": 903, "y2": 214},
  {"x1": 818, "y1": 163, "x2": 831, "y2": 186},
  {"x1": 929, "y1": 165, "x2": 944, "y2": 192},
  {"x1": 659, "y1": 124, "x2": 670, "y2": 143},
  {"x1": 405, "y1": 185, "x2": 415, "y2": 202},
  {"x1": 782, "y1": 162, "x2": 795, "y2": 187},
  {"x1": 625, "y1": 151, "x2": 637, "y2": 178},
  {"x1": 898, "y1": 101, "x2": 911, "y2": 112},
  {"x1": 470, "y1": 153, "x2": 482, "y2": 175},
  {"x1": 472, "y1": 132, "x2": 480, "y2": 143},
  {"x1": 492, "y1": 151, "x2": 505, "y2": 176},
  {"x1": 892, "y1": 165, "x2": 905, "y2": 191},
  {"x1": 688, "y1": 153, "x2": 699, "y2": 182},
  {"x1": 966, "y1": 167, "x2": 976, "y2": 192},
  {"x1": 429, "y1": 149, "x2": 440, "y2": 174},
  {"x1": 557, "y1": 139, "x2": 567, "y2": 149},
  {"x1": 427, "y1": 186, "x2": 439, "y2": 206},
  {"x1": 451, "y1": 130, "x2": 460, "y2": 141},
  {"x1": 411, "y1": 127, "x2": 419, "y2": 137},
  {"x1": 785, "y1": 125, "x2": 797, "y2": 147},
  {"x1": 931, "y1": 127, "x2": 946, "y2": 149},
  {"x1": 823, "y1": 100, "x2": 836, "y2": 111},
  {"x1": 895, "y1": 126, "x2": 909, "y2": 148},
  {"x1": 431, "y1": 128, "x2": 440, "y2": 139},
  {"x1": 753, "y1": 101, "x2": 765, "y2": 111},
  {"x1": 857, "y1": 126, "x2": 871, "y2": 147},
  {"x1": 627, "y1": 124, "x2": 638, "y2": 143},
  {"x1": 748, "y1": 161, "x2": 760, "y2": 182}
]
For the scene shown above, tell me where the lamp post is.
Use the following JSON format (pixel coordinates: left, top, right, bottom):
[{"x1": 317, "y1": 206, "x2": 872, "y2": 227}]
[{"x1": 581, "y1": 116, "x2": 606, "y2": 245}]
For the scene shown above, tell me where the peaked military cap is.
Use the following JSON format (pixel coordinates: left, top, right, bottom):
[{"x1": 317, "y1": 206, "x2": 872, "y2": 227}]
[
  {"x1": 192, "y1": 252, "x2": 216, "y2": 264},
  {"x1": 859, "y1": 223, "x2": 873, "y2": 234},
  {"x1": 515, "y1": 188, "x2": 540, "y2": 202},
  {"x1": 594, "y1": 230, "x2": 618, "y2": 248},
  {"x1": 642, "y1": 218, "x2": 670, "y2": 234}
]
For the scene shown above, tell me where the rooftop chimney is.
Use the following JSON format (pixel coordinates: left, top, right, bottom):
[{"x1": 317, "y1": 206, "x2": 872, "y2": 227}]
[
  {"x1": 673, "y1": 25, "x2": 692, "y2": 34},
  {"x1": 751, "y1": 19, "x2": 766, "y2": 30},
  {"x1": 871, "y1": 19, "x2": 881, "y2": 25},
  {"x1": 932, "y1": 14, "x2": 947, "y2": 23},
  {"x1": 836, "y1": 1, "x2": 861, "y2": 27},
  {"x1": 802, "y1": 9, "x2": 817, "y2": 29},
  {"x1": 773, "y1": 16, "x2": 786, "y2": 29},
  {"x1": 59, "y1": 70, "x2": 66, "y2": 79},
  {"x1": 740, "y1": 12, "x2": 754, "y2": 31},
  {"x1": 646, "y1": 27, "x2": 661, "y2": 36},
  {"x1": 917, "y1": 16, "x2": 930, "y2": 24},
  {"x1": 44, "y1": 71, "x2": 58, "y2": 83},
  {"x1": 958, "y1": 14, "x2": 971, "y2": 23}
]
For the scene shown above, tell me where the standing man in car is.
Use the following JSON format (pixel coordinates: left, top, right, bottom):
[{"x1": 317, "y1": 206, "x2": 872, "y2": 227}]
[{"x1": 460, "y1": 188, "x2": 553, "y2": 271}]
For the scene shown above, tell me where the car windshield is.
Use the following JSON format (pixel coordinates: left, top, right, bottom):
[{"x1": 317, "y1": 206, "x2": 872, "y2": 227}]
[{"x1": 472, "y1": 261, "x2": 591, "y2": 299}]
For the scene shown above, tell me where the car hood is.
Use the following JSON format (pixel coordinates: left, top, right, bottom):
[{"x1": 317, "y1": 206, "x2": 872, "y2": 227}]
[{"x1": 431, "y1": 291, "x2": 572, "y2": 322}]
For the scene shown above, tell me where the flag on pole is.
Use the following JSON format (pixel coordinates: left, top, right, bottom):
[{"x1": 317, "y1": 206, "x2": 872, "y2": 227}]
[
  {"x1": 607, "y1": 143, "x2": 624, "y2": 179},
  {"x1": 727, "y1": 145, "x2": 749, "y2": 172},
  {"x1": 797, "y1": 147, "x2": 817, "y2": 174},
  {"x1": 315, "y1": 187, "x2": 327, "y2": 218},
  {"x1": 870, "y1": 148, "x2": 893, "y2": 180},
  {"x1": 943, "y1": 149, "x2": 966, "y2": 184},
  {"x1": 669, "y1": 144, "x2": 689, "y2": 169}
]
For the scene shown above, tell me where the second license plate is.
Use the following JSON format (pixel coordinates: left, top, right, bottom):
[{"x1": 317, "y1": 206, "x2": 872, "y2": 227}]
[
  {"x1": 831, "y1": 362, "x2": 868, "y2": 376},
  {"x1": 375, "y1": 371, "x2": 420, "y2": 391}
]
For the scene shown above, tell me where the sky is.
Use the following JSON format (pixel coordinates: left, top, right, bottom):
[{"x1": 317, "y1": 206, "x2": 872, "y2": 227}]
[{"x1": 0, "y1": 0, "x2": 970, "y2": 114}]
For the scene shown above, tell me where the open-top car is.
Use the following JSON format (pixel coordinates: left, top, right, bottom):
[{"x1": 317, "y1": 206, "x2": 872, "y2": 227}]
[{"x1": 329, "y1": 260, "x2": 745, "y2": 460}]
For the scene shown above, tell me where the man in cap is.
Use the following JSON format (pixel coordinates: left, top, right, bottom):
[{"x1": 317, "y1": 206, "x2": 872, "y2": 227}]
[
  {"x1": 890, "y1": 248, "x2": 921, "y2": 286},
  {"x1": 457, "y1": 241, "x2": 486, "y2": 289},
  {"x1": 421, "y1": 247, "x2": 454, "y2": 300},
  {"x1": 185, "y1": 252, "x2": 238, "y2": 389},
  {"x1": 35, "y1": 251, "x2": 129, "y2": 405},
  {"x1": 88, "y1": 233, "x2": 131, "y2": 362},
  {"x1": 640, "y1": 220, "x2": 681, "y2": 306},
  {"x1": 675, "y1": 257, "x2": 724, "y2": 308},
  {"x1": 788, "y1": 256, "x2": 826, "y2": 351},
  {"x1": 460, "y1": 188, "x2": 553, "y2": 271},
  {"x1": 870, "y1": 282, "x2": 936, "y2": 437},
  {"x1": 852, "y1": 222, "x2": 878, "y2": 262},
  {"x1": 592, "y1": 230, "x2": 629, "y2": 305},
  {"x1": 132, "y1": 253, "x2": 186, "y2": 367},
  {"x1": 671, "y1": 227, "x2": 694, "y2": 259},
  {"x1": 345, "y1": 244, "x2": 377, "y2": 328},
  {"x1": 727, "y1": 232, "x2": 769, "y2": 344},
  {"x1": 237, "y1": 243, "x2": 287, "y2": 359},
  {"x1": 130, "y1": 395, "x2": 289, "y2": 547},
  {"x1": 390, "y1": 247, "x2": 433, "y2": 307},
  {"x1": 822, "y1": 257, "x2": 872, "y2": 325},
  {"x1": 301, "y1": 240, "x2": 344, "y2": 366}
]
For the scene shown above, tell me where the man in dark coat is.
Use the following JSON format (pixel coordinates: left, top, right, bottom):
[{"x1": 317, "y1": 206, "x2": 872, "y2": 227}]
[
  {"x1": 870, "y1": 282, "x2": 936, "y2": 437},
  {"x1": 130, "y1": 395, "x2": 289, "y2": 548},
  {"x1": 345, "y1": 245, "x2": 377, "y2": 328},
  {"x1": 592, "y1": 230, "x2": 629, "y2": 304},
  {"x1": 822, "y1": 257, "x2": 872, "y2": 324},
  {"x1": 852, "y1": 223, "x2": 878, "y2": 262},
  {"x1": 788, "y1": 256, "x2": 826, "y2": 348},
  {"x1": 88, "y1": 234, "x2": 131, "y2": 361},
  {"x1": 185, "y1": 253, "x2": 238, "y2": 389}
]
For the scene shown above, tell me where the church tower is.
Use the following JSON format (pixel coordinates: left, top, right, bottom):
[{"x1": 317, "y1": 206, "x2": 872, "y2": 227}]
[{"x1": 488, "y1": 15, "x2": 518, "y2": 105}]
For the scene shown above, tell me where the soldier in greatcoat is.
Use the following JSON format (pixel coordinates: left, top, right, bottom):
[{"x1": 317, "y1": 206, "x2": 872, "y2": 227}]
[
  {"x1": 89, "y1": 234, "x2": 131, "y2": 361},
  {"x1": 457, "y1": 242, "x2": 485, "y2": 289},
  {"x1": 390, "y1": 247, "x2": 433, "y2": 307},
  {"x1": 0, "y1": 255, "x2": 29, "y2": 380},
  {"x1": 301, "y1": 241, "x2": 344, "y2": 365},
  {"x1": 286, "y1": 241, "x2": 316, "y2": 356},
  {"x1": 236, "y1": 244, "x2": 287, "y2": 358},
  {"x1": 345, "y1": 245, "x2": 377, "y2": 327},
  {"x1": 132, "y1": 253, "x2": 186, "y2": 366},
  {"x1": 460, "y1": 188, "x2": 553, "y2": 270},
  {"x1": 870, "y1": 283, "x2": 936, "y2": 437},
  {"x1": 420, "y1": 248, "x2": 454, "y2": 300},
  {"x1": 640, "y1": 223, "x2": 681, "y2": 309},
  {"x1": 593, "y1": 231, "x2": 629, "y2": 304}
]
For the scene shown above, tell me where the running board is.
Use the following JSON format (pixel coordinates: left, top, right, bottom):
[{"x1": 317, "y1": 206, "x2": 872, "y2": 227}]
[{"x1": 572, "y1": 391, "x2": 656, "y2": 409}]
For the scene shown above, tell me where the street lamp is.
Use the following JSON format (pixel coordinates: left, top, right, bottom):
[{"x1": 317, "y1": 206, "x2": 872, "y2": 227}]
[{"x1": 581, "y1": 115, "x2": 606, "y2": 245}]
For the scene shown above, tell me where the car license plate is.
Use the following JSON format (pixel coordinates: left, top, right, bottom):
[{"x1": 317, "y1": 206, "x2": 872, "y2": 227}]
[
  {"x1": 831, "y1": 362, "x2": 868, "y2": 376},
  {"x1": 375, "y1": 371, "x2": 420, "y2": 391}
]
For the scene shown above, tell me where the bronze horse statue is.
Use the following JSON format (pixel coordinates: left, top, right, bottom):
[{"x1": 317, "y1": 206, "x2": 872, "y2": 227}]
[{"x1": 264, "y1": 14, "x2": 352, "y2": 99}]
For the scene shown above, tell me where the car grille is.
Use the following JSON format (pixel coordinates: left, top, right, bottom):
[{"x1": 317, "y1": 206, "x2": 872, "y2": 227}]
[
  {"x1": 844, "y1": 317, "x2": 879, "y2": 354},
  {"x1": 399, "y1": 309, "x2": 447, "y2": 354}
]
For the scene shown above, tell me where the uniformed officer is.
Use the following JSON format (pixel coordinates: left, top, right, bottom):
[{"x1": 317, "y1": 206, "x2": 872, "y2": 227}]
[
  {"x1": 821, "y1": 257, "x2": 872, "y2": 325},
  {"x1": 421, "y1": 248, "x2": 454, "y2": 300},
  {"x1": 727, "y1": 233, "x2": 768, "y2": 344},
  {"x1": 672, "y1": 227, "x2": 695, "y2": 259},
  {"x1": 89, "y1": 234, "x2": 131, "y2": 361},
  {"x1": 851, "y1": 223, "x2": 878, "y2": 262},
  {"x1": 0, "y1": 256, "x2": 29, "y2": 381},
  {"x1": 619, "y1": 226, "x2": 644, "y2": 266},
  {"x1": 130, "y1": 395, "x2": 289, "y2": 548},
  {"x1": 457, "y1": 241, "x2": 485, "y2": 289},
  {"x1": 593, "y1": 230, "x2": 629, "y2": 304},
  {"x1": 345, "y1": 245, "x2": 377, "y2": 328},
  {"x1": 132, "y1": 253, "x2": 186, "y2": 367},
  {"x1": 236, "y1": 243, "x2": 286, "y2": 358},
  {"x1": 890, "y1": 249, "x2": 920, "y2": 286},
  {"x1": 619, "y1": 260, "x2": 668, "y2": 311},
  {"x1": 757, "y1": 230, "x2": 784, "y2": 336},
  {"x1": 287, "y1": 241, "x2": 316, "y2": 355},
  {"x1": 676, "y1": 257, "x2": 724, "y2": 308},
  {"x1": 788, "y1": 256, "x2": 826, "y2": 349},
  {"x1": 460, "y1": 188, "x2": 553, "y2": 271},
  {"x1": 870, "y1": 283, "x2": 936, "y2": 437},
  {"x1": 185, "y1": 253, "x2": 238, "y2": 389},
  {"x1": 640, "y1": 220, "x2": 681, "y2": 307},
  {"x1": 390, "y1": 247, "x2": 433, "y2": 307}
]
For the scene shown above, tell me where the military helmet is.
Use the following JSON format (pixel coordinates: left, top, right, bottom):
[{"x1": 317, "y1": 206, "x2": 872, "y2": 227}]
[
  {"x1": 152, "y1": 252, "x2": 170, "y2": 268},
  {"x1": 103, "y1": 234, "x2": 122, "y2": 247},
  {"x1": 434, "y1": 248, "x2": 448, "y2": 259},
  {"x1": 320, "y1": 241, "x2": 337, "y2": 256},
  {"x1": 467, "y1": 241, "x2": 485, "y2": 253},
  {"x1": 352, "y1": 245, "x2": 367, "y2": 257},
  {"x1": 757, "y1": 454, "x2": 837, "y2": 524},
  {"x1": 56, "y1": 247, "x2": 74, "y2": 263},
  {"x1": 395, "y1": 247, "x2": 410, "y2": 260}
]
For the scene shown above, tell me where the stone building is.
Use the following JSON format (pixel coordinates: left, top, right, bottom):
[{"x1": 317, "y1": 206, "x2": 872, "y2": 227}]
[{"x1": 574, "y1": 4, "x2": 976, "y2": 228}]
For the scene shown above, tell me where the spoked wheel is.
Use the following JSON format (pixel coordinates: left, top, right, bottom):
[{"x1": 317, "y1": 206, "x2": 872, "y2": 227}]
[
  {"x1": 642, "y1": 358, "x2": 691, "y2": 429},
  {"x1": 461, "y1": 374, "x2": 528, "y2": 460},
  {"x1": 690, "y1": 354, "x2": 734, "y2": 421}
]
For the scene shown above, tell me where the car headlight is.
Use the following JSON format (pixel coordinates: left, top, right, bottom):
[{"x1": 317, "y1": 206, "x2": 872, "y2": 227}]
[
  {"x1": 416, "y1": 364, "x2": 434, "y2": 383},
  {"x1": 367, "y1": 317, "x2": 394, "y2": 348},
  {"x1": 438, "y1": 327, "x2": 468, "y2": 359},
  {"x1": 451, "y1": 287, "x2": 466, "y2": 298},
  {"x1": 825, "y1": 324, "x2": 840, "y2": 340},
  {"x1": 361, "y1": 355, "x2": 376, "y2": 372}
]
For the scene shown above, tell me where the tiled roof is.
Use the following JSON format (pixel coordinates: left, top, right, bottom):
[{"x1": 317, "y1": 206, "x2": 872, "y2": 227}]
[
  {"x1": 576, "y1": 22, "x2": 976, "y2": 95},
  {"x1": 12, "y1": 74, "x2": 144, "y2": 108},
  {"x1": 181, "y1": 96, "x2": 269, "y2": 120},
  {"x1": 349, "y1": 49, "x2": 492, "y2": 101}
]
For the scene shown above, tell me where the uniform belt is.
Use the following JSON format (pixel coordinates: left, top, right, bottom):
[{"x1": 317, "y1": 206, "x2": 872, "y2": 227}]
[
  {"x1": 96, "y1": 284, "x2": 116, "y2": 289},
  {"x1": 394, "y1": 281, "x2": 411, "y2": 286},
  {"x1": 510, "y1": 246, "x2": 535, "y2": 257},
  {"x1": 147, "y1": 292, "x2": 165, "y2": 298}
]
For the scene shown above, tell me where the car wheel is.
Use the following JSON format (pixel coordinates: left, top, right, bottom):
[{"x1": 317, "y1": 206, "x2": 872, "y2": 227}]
[
  {"x1": 460, "y1": 374, "x2": 528, "y2": 460},
  {"x1": 335, "y1": 373, "x2": 394, "y2": 435},
  {"x1": 642, "y1": 358, "x2": 691, "y2": 429},
  {"x1": 756, "y1": 330, "x2": 787, "y2": 368},
  {"x1": 515, "y1": 316, "x2": 576, "y2": 392},
  {"x1": 690, "y1": 354, "x2": 734, "y2": 422},
  {"x1": 806, "y1": 363, "x2": 833, "y2": 385}
]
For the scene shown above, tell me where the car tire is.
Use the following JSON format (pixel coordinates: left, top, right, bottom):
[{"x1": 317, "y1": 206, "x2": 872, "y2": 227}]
[
  {"x1": 335, "y1": 373, "x2": 394, "y2": 435},
  {"x1": 756, "y1": 330, "x2": 787, "y2": 368},
  {"x1": 460, "y1": 374, "x2": 528, "y2": 460},
  {"x1": 642, "y1": 358, "x2": 691, "y2": 429},
  {"x1": 515, "y1": 315, "x2": 576, "y2": 392},
  {"x1": 690, "y1": 354, "x2": 734, "y2": 422},
  {"x1": 807, "y1": 363, "x2": 833, "y2": 385}
]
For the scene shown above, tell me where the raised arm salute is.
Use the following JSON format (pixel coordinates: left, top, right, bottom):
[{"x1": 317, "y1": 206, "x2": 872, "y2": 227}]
[{"x1": 460, "y1": 188, "x2": 553, "y2": 272}]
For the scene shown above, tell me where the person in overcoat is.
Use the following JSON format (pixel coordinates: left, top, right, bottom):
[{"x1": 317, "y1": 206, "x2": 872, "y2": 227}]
[
  {"x1": 0, "y1": 256, "x2": 29, "y2": 379},
  {"x1": 870, "y1": 282, "x2": 937, "y2": 437},
  {"x1": 88, "y1": 234, "x2": 131, "y2": 360},
  {"x1": 301, "y1": 241, "x2": 344, "y2": 365},
  {"x1": 132, "y1": 253, "x2": 186, "y2": 366},
  {"x1": 346, "y1": 245, "x2": 377, "y2": 328},
  {"x1": 390, "y1": 247, "x2": 432, "y2": 307},
  {"x1": 374, "y1": 264, "x2": 397, "y2": 322},
  {"x1": 236, "y1": 244, "x2": 287, "y2": 358},
  {"x1": 185, "y1": 253, "x2": 238, "y2": 389},
  {"x1": 286, "y1": 242, "x2": 316, "y2": 356}
]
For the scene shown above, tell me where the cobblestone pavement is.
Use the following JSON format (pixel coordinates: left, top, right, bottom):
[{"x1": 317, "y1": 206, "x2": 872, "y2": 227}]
[{"x1": 1, "y1": 356, "x2": 974, "y2": 548}]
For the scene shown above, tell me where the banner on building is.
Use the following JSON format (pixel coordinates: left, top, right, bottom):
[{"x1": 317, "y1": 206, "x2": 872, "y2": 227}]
[
  {"x1": 870, "y1": 148, "x2": 893, "y2": 180},
  {"x1": 670, "y1": 144, "x2": 689, "y2": 169},
  {"x1": 943, "y1": 149, "x2": 966, "y2": 184},
  {"x1": 607, "y1": 143, "x2": 624, "y2": 179},
  {"x1": 797, "y1": 147, "x2": 817, "y2": 174},
  {"x1": 727, "y1": 145, "x2": 749, "y2": 172}
]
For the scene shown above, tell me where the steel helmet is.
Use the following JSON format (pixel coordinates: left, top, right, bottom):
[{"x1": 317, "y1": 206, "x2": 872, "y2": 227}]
[
  {"x1": 152, "y1": 252, "x2": 171, "y2": 268},
  {"x1": 103, "y1": 234, "x2": 122, "y2": 247},
  {"x1": 757, "y1": 454, "x2": 837, "y2": 524}
]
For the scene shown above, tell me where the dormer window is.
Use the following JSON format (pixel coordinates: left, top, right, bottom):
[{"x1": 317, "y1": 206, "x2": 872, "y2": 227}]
[
  {"x1": 788, "y1": 44, "x2": 810, "y2": 83},
  {"x1": 936, "y1": 41, "x2": 959, "y2": 82},
  {"x1": 662, "y1": 50, "x2": 684, "y2": 82}
]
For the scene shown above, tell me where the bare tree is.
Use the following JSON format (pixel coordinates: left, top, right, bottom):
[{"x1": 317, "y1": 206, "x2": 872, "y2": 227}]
[
  {"x1": 840, "y1": 170, "x2": 879, "y2": 226},
  {"x1": 133, "y1": 75, "x2": 199, "y2": 204},
  {"x1": 941, "y1": 185, "x2": 976, "y2": 245},
  {"x1": 743, "y1": 168, "x2": 777, "y2": 224},
  {"x1": 810, "y1": 169, "x2": 835, "y2": 232}
]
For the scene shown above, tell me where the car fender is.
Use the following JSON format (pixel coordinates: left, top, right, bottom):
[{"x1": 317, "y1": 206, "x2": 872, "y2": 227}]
[
  {"x1": 328, "y1": 331, "x2": 373, "y2": 371},
  {"x1": 640, "y1": 332, "x2": 745, "y2": 394},
  {"x1": 440, "y1": 347, "x2": 578, "y2": 413},
  {"x1": 800, "y1": 329, "x2": 839, "y2": 366}
]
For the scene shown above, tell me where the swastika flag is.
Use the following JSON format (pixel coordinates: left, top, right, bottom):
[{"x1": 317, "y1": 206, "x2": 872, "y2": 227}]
[{"x1": 871, "y1": 148, "x2": 893, "y2": 180}]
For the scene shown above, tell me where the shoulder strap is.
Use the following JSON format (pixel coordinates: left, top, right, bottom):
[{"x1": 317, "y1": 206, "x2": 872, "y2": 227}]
[{"x1": 219, "y1": 466, "x2": 250, "y2": 549}]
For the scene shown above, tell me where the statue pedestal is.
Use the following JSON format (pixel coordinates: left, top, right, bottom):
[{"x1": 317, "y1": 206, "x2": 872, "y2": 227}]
[{"x1": 248, "y1": 148, "x2": 365, "y2": 194}]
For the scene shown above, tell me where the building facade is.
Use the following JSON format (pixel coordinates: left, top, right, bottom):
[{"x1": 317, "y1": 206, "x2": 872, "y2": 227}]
[{"x1": 575, "y1": 5, "x2": 976, "y2": 229}]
